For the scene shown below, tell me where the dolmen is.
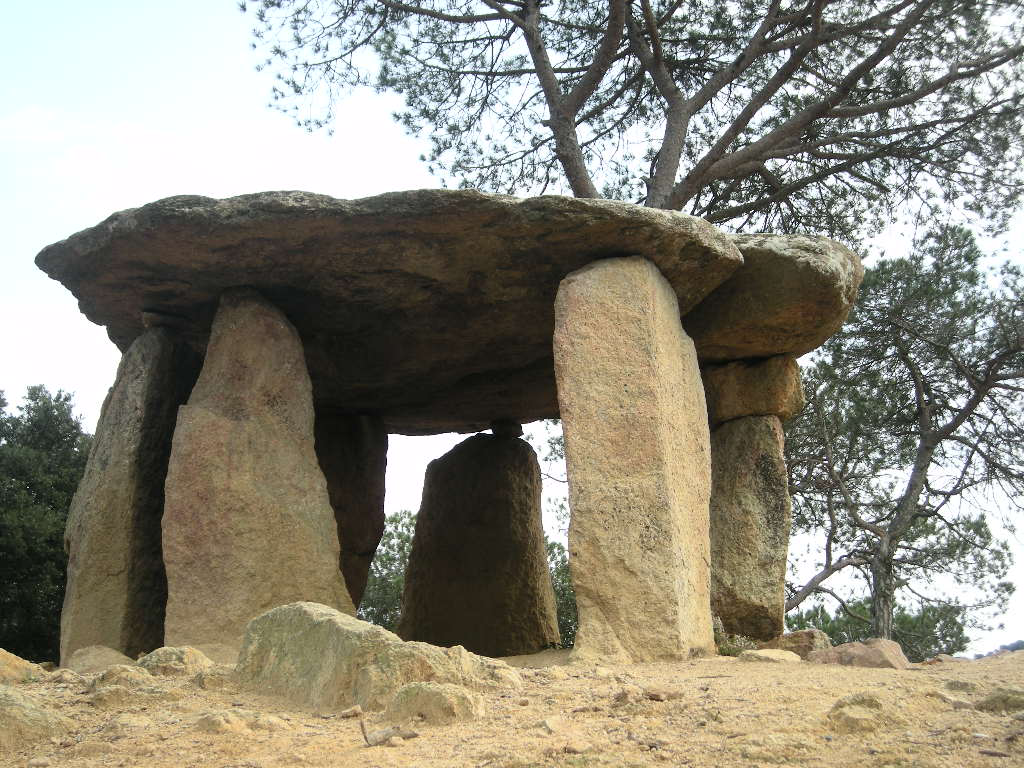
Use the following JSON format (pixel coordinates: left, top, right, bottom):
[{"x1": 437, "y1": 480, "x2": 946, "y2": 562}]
[{"x1": 36, "y1": 189, "x2": 862, "y2": 665}]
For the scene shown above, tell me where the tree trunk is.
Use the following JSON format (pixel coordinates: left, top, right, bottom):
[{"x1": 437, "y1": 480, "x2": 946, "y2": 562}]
[{"x1": 870, "y1": 547, "x2": 895, "y2": 639}]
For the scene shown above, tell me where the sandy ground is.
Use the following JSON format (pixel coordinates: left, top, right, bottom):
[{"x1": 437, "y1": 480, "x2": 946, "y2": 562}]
[{"x1": 4, "y1": 650, "x2": 1023, "y2": 768}]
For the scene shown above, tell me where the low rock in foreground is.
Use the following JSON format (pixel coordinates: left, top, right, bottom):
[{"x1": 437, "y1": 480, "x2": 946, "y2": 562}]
[
  {"x1": 808, "y1": 638, "x2": 910, "y2": 669},
  {"x1": 0, "y1": 684, "x2": 72, "y2": 751},
  {"x1": 0, "y1": 649, "x2": 44, "y2": 684},
  {"x1": 235, "y1": 602, "x2": 521, "y2": 712}
]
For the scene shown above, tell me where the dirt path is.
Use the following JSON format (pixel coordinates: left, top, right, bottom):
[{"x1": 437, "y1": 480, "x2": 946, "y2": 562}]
[{"x1": 5, "y1": 651, "x2": 1023, "y2": 768}]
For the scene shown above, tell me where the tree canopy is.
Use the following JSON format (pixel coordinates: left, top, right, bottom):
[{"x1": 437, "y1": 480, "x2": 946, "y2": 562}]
[
  {"x1": 785, "y1": 225, "x2": 1023, "y2": 638},
  {"x1": 245, "y1": 1, "x2": 1024, "y2": 241},
  {"x1": 0, "y1": 387, "x2": 91, "y2": 661}
]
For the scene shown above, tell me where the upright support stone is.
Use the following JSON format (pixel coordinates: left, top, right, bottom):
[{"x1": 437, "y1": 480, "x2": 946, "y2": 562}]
[
  {"x1": 162, "y1": 289, "x2": 353, "y2": 654},
  {"x1": 314, "y1": 413, "x2": 388, "y2": 607},
  {"x1": 709, "y1": 415, "x2": 791, "y2": 640},
  {"x1": 60, "y1": 329, "x2": 198, "y2": 665},
  {"x1": 553, "y1": 256, "x2": 715, "y2": 662},
  {"x1": 397, "y1": 433, "x2": 559, "y2": 657}
]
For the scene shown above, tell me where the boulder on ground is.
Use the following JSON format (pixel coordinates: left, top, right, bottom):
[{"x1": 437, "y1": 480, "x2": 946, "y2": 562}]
[
  {"x1": 710, "y1": 416, "x2": 790, "y2": 641},
  {"x1": 554, "y1": 257, "x2": 714, "y2": 662},
  {"x1": 385, "y1": 682, "x2": 482, "y2": 724},
  {"x1": 0, "y1": 684, "x2": 72, "y2": 751},
  {"x1": 701, "y1": 356, "x2": 804, "y2": 427},
  {"x1": 64, "y1": 645, "x2": 135, "y2": 674},
  {"x1": 162, "y1": 289, "x2": 353, "y2": 652},
  {"x1": 137, "y1": 646, "x2": 215, "y2": 677},
  {"x1": 398, "y1": 433, "x2": 559, "y2": 657},
  {"x1": 758, "y1": 629, "x2": 832, "y2": 660},
  {"x1": 60, "y1": 327, "x2": 198, "y2": 665},
  {"x1": 808, "y1": 638, "x2": 911, "y2": 669},
  {"x1": 684, "y1": 233, "x2": 863, "y2": 361},
  {"x1": 235, "y1": 602, "x2": 520, "y2": 712},
  {"x1": 0, "y1": 649, "x2": 44, "y2": 684}
]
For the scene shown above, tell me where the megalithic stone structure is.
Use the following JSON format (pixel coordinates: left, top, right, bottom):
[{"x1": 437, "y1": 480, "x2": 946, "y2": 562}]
[
  {"x1": 162, "y1": 289, "x2": 353, "y2": 655},
  {"x1": 553, "y1": 256, "x2": 715, "y2": 662},
  {"x1": 397, "y1": 432, "x2": 560, "y2": 657},
  {"x1": 702, "y1": 356, "x2": 803, "y2": 640},
  {"x1": 314, "y1": 413, "x2": 388, "y2": 608},
  {"x1": 37, "y1": 190, "x2": 864, "y2": 664},
  {"x1": 60, "y1": 328, "x2": 199, "y2": 665}
]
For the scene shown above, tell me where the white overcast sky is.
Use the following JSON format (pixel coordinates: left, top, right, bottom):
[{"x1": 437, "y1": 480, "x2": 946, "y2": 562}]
[{"x1": 1, "y1": 1, "x2": 1020, "y2": 654}]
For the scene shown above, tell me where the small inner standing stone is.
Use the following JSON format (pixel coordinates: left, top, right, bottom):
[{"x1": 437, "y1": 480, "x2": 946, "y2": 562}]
[{"x1": 397, "y1": 433, "x2": 559, "y2": 657}]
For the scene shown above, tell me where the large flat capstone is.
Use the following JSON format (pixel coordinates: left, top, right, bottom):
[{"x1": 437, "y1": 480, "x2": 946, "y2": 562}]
[{"x1": 36, "y1": 190, "x2": 742, "y2": 434}]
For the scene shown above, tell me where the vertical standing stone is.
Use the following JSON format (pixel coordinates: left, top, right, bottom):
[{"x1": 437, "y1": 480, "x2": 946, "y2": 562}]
[
  {"x1": 709, "y1": 415, "x2": 791, "y2": 640},
  {"x1": 314, "y1": 413, "x2": 388, "y2": 607},
  {"x1": 60, "y1": 328, "x2": 198, "y2": 665},
  {"x1": 553, "y1": 256, "x2": 714, "y2": 662},
  {"x1": 397, "y1": 433, "x2": 560, "y2": 657},
  {"x1": 162, "y1": 289, "x2": 352, "y2": 654}
]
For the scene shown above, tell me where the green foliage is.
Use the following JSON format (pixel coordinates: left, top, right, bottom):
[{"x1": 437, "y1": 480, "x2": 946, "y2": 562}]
[
  {"x1": 787, "y1": 598, "x2": 969, "y2": 663},
  {"x1": 787, "y1": 225, "x2": 1023, "y2": 637},
  {"x1": 244, "y1": 1, "x2": 1024, "y2": 241},
  {"x1": 545, "y1": 538, "x2": 577, "y2": 649},
  {"x1": 357, "y1": 509, "x2": 416, "y2": 631},
  {"x1": 0, "y1": 386, "x2": 91, "y2": 661}
]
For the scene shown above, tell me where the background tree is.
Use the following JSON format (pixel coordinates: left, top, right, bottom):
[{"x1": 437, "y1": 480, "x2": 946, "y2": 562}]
[
  {"x1": 358, "y1": 508, "x2": 417, "y2": 631},
  {"x1": 245, "y1": 1, "x2": 1024, "y2": 241},
  {"x1": 787, "y1": 597, "x2": 969, "y2": 661},
  {"x1": 545, "y1": 539, "x2": 577, "y2": 648},
  {"x1": 785, "y1": 225, "x2": 1023, "y2": 639},
  {"x1": 0, "y1": 387, "x2": 91, "y2": 661}
]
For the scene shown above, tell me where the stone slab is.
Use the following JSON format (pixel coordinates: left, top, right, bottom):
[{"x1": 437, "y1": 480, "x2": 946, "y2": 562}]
[
  {"x1": 162, "y1": 290, "x2": 352, "y2": 651},
  {"x1": 35, "y1": 190, "x2": 742, "y2": 434},
  {"x1": 553, "y1": 256, "x2": 714, "y2": 662},
  {"x1": 684, "y1": 233, "x2": 863, "y2": 361},
  {"x1": 60, "y1": 328, "x2": 198, "y2": 665},
  {"x1": 710, "y1": 416, "x2": 791, "y2": 641}
]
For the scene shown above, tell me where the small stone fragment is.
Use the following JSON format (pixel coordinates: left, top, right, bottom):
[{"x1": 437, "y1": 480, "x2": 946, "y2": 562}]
[
  {"x1": 89, "y1": 664, "x2": 152, "y2": 691},
  {"x1": 0, "y1": 649, "x2": 44, "y2": 684},
  {"x1": 88, "y1": 684, "x2": 134, "y2": 709},
  {"x1": 644, "y1": 687, "x2": 685, "y2": 702},
  {"x1": 64, "y1": 645, "x2": 135, "y2": 674},
  {"x1": 947, "y1": 680, "x2": 978, "y2": 692},
  {"x1": 758, "y1": 629, "x2": 832, "y2": 660},
  {"x1": 138, "y1": 646, "x2": 215, "y2": 677},
  {"x1": 385, "y1": 682, "x2": 482, "y2": 724},
  {"x1": 928, "y1": 691, "x2": 974, "y2": 710},
  {"x1": 738, "y1": 649, "x2": 802, "y2": 663},
  {"x1": 828, "y1": 693, "x2": 884, "y2": 734},
  {"x1": 47, "y1": 669, "x2": 85, "y2": 687},
  {"x1": 977, "y1": 688, "x2": 1024, "y2": 713},
  {"x1": 194, "y1": 711, "x2": 249, "y2": 734}
]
